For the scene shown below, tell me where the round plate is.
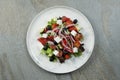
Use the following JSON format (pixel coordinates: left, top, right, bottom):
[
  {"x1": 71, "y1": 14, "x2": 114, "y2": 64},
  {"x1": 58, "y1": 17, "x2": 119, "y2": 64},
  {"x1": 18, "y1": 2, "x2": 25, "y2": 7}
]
[{"x1": 26, "y1": 6, "x2": 95, "y2": 74}]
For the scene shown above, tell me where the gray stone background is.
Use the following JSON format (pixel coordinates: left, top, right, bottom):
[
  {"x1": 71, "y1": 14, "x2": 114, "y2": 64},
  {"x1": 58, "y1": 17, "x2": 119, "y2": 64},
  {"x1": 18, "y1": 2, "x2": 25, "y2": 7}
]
[{"x1": 0, "y1": 0, "x2": 120, "y2": 80}]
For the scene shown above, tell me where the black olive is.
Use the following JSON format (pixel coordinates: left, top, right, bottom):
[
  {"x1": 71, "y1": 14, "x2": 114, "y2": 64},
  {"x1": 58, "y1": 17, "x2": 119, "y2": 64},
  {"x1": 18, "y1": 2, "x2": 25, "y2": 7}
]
[
  {"x1": 58, "y1": 57, "x2": 65, "y2": 63},
  {"x1": 43, "y1": 44, "x2": 49, "y2": 50},
  {"x1": 47, "y1": 25, "x2": 52, "y2": 30},
  {"x1": 49, "y1": 55, "x2": 55, "y2": 61},
  {"x1": 73, "y1": 19, "x2": 78, "y2": 24},
  {"x1": 49, "y1": 57, "x2": 54, "y2": 61},
  {"x1": 79, "y1": 46, "x2": 85, "y2": 52},
  {"x1": 63, "y1": 28, "x2": 67, "y2": 31},
  {"x1": 79, "y1": 43, "x2": 85, "y2": 52},
  {"x1": 40, "y1": 31, "x2": 44, "y2": 34},
  {"x1": 81, "y1": 43, "x2": 84, "y2": 46},
  {"x1": 57, "y1": 17, "x2": 62, "y2": 20},
  {"x1": 53, "y1": 41, "x2": 58, "y2": 45},
  {"x1": 43, "y1": 46, "x2": 47, "y2": 50}
]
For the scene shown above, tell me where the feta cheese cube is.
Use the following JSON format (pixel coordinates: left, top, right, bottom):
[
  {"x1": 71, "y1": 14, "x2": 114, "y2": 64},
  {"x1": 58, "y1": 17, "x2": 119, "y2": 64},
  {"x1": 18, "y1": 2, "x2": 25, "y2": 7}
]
[
  {"x1": 42, "y1": 33, "x2": 47, "y2": 38},
  {"x1": 71, "y1": 30, "x2": 77, "y2": 36},
  {"x1": 73, "y1": 47, "x2": 78, "y2": 53},
  {"x1": 53, "y1": 50, "x2": 59, "y2": 56},
  {"x1": 54, "y1": 36, "x2": 62, "y2": 43},
  {"x1": 57, "y1": 20, "x2": 62, "y2": 25}
]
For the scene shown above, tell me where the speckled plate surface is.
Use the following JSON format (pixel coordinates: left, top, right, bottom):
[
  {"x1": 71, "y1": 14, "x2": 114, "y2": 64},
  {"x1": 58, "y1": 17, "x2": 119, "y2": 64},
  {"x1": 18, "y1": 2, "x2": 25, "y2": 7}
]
[{"x1": 26, "y1": 6, "x2": 95, "y2": 74}]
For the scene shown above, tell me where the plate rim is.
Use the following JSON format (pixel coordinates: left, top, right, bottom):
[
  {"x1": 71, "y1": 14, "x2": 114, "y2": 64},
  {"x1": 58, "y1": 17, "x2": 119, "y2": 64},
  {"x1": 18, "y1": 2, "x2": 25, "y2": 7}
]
[{"x1": 26, "y1": 6, "x2": 95, "y2": 74}]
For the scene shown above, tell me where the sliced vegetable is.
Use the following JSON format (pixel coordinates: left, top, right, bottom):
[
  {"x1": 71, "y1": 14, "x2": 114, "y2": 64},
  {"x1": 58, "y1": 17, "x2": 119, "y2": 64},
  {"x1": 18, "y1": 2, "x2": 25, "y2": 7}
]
[
  {"x1": 50, "y1": 45, "x2": 56, "y2": 50},
  {"x1": 73, "y1": 41, "x2": 81, "y2": 48},
  {"x1": 57, "y1": 50, "x2": 63, "y2": 57},
  {"x1": 62, "y1": 16, "x2": 70, "y2": 22},
  {"x1": 41, "y1": 49, "x2": 46, "y2": 55},
  {"x1": 52, "y1": 23, "x2": 59, "y2": 29},
  {"x1": 43, "y1": 28, "x2": 48, "y2": 33},
  {"x1": 65, "y1": 20, "x2": 73, "y2": 26},
  {"x1": 46, "y1": 48, "x2": 53, "y2": 56},
  {"x1": 68, "y1": 26, "x2": 77, "y2": 32},
  {"x1": 62, "y1": 39, "x2": 67, "y2": 45},
  {"x1": 75, "y1": 33, "x2": 83, "y2": 41},
  {"x1": 38, "y1": 38, "x2": 47, "y2": 45},
  {"x1": 58, "y1": 44, "x2": 62, "y2": 49},
  {"x1": 65, "y1": 54, "x2": 70, "y2": 59},
  {"x1": 47, "y1": 36, "x2": 54, "y2": 41},
  {"x1": 73, "y1": 51, "x2": 82, "y2": 57}
]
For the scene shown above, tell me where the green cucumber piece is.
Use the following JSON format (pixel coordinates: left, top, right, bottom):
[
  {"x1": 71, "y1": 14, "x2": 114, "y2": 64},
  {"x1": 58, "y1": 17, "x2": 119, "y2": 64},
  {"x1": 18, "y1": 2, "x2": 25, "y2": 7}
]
[
  {"x1": 48, "y1": 18, "x2": 57, "y2": 26},
  {"x1": 40, "y1": 49, "x2": 46, "y2": 55},
  {"x1": 58, "y1": 44, "x2": 62, "y2": 49},
  {"x1": 46, "y1": 48, "x2": 53, "y2": 56},
  {"x1": 73, "y1": 51, "x2": 82, "y2": 57}
]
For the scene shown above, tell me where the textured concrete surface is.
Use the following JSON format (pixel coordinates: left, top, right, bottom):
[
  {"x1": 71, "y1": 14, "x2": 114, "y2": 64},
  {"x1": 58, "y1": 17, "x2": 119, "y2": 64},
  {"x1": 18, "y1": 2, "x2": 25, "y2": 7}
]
[{"x1": 0, "y1": 0, "x2": 120, "y2": 80}]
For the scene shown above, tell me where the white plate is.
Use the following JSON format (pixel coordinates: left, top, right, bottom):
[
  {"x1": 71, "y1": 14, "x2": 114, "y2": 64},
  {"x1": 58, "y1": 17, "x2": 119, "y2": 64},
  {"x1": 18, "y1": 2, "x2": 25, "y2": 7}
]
[{"x1": 26, "y1": 6, "x2": 95, "y2": 74}]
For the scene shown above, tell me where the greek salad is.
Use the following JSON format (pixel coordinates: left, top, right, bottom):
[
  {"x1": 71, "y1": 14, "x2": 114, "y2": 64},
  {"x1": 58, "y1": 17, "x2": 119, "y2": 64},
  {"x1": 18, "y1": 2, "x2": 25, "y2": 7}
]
[{"x1": 38, "y1": 16, "x2": 85, "y2": 63}]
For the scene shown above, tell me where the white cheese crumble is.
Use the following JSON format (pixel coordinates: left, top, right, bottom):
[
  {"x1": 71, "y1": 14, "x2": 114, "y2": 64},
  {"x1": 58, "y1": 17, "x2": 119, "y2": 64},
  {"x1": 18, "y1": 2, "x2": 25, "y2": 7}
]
[
  {"x1": 73, "y1": 47, "x2": 78, "y2": 53},
  {"x1": 42, "y1": 33, "x2": 48, "y2": 38},
  {"x1": 57, "y1": 20, "x2": 62, "y2": 25},
  {"x1": 54, "y1": 36, "x2": 62, "y2": 43},
  {"x1": 71, "y1": 30, "x2": 77, "y2": 36},
  {"x1": 53, "y1": 50, "x2": 59, "y2": 56}
]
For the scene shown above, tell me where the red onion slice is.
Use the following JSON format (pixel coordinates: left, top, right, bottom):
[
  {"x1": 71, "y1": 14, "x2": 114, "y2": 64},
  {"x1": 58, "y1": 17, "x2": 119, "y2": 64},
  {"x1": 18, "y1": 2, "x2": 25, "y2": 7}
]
[
  {"x1": 61, "y1": 40, "x2": 70, "y2": 50},
  {"x1": 64, "y1": 48, "x2": 73, "y2": 53},
  {"x1": 52, "y1": 27, "x2": 59, "y2": 32},
  {"x1": 66, "y1": 24, "x2": 75, "y2": 28},
  {"x1": 47, "y1": 41, "x2": 54, "y2": 45},
  {"x1": 46, "y1": 30, "x2": 52, "y2": 33},
  {"x1": 70, "y1": 36, "x2": 75, "y2": 42}
]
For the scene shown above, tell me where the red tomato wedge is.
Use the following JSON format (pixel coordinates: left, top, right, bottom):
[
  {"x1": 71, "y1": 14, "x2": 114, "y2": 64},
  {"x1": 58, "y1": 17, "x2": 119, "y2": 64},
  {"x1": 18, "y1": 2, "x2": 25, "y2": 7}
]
[
  {"x1": 52, "y1": 23, "x2": 59, "y2": 29},
  {"x1": 57, "y1": 51, "x2": 63, "y2": 57},
  {"x1": 38, "y1": 38, "x2": 48, "y2": 45},
  {"x1": 65, "y1": 48, "x2": 73, "y2": 53},
  {"x1": 61, "y1": 39, "x2": 73, "y2": 53},
  {"x1": 47, "y1": 36, "x2": 54, "y2": 41},
  {"x1": 63, "y1": 39, "x2": 67, "y2": 45},
  {"x1": 65, "y1": 20, "x2": 73, "y2": 26},
  {"x1": 62, "y1": 16, "x2": 70, "y2": 22},
  {"x1": 73, "y1": 41, "x2": 81, "y2": 48},
  {"x1": 43, "y1": 28, "x2": 48, "y2": 33},
  {"x1": 75, "y1": 33, "x2": 83, "y2": 41},
  {"x1": 68, "y1": 26, "x2": 78, "y2": 32},
  {"x1": 50, "y1": 45, "x2": 56, "y2": 49},
  {"x1": 65, "y1": 54, "x2": 70, "y2": 59}
]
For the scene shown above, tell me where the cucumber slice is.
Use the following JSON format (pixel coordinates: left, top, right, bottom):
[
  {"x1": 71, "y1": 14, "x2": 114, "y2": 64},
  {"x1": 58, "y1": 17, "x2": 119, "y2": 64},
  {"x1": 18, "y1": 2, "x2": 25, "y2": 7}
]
[
  {"x1": 46, "y1": 48, "x2": 53, "y2": 56},
  {"x1": 40, "y1": 49, "x2": 46, "y2": 55},
  {"x1": 40, "y1": 28, "x2": 44, "y2": 34},
  {"x1": 58, "y1": 44, "x2": 62, "y2": 49},
  {"x1": 48, "y1": 53, "x2": 53, "y2": 57},
  {"x1": 48, "y1": 18, "x2": 57, "y2": 25}
]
